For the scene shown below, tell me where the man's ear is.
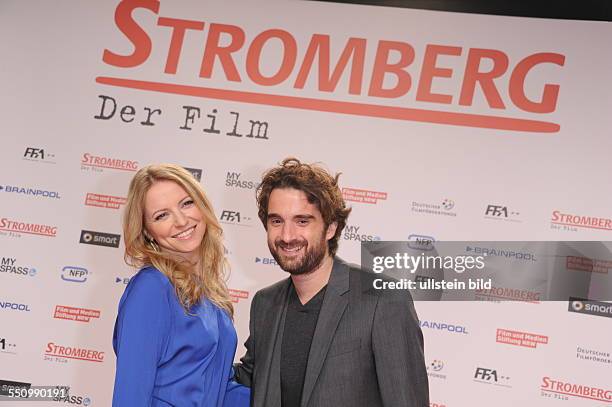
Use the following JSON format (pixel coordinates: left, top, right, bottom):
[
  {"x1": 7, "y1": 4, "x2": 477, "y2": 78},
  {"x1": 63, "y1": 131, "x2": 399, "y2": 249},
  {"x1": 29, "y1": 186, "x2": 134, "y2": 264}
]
[{"x1": 325, "y1": 222, "x2": 338, "y2": 241}]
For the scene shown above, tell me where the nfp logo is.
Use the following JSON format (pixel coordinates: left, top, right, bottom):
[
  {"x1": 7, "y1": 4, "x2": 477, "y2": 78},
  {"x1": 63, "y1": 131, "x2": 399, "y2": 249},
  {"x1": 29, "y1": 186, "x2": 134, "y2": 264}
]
[
  {"x1": 79, "y1": 230, "x2": 121, "y2": 248},
  {"x1": 61, "y1": 266, "x2": 89, "y2": 283},
  {"x1": 0, "y1": 301, "x2": 31, "y2": 312},
  {"x1": 408, "y1": 234, "x2": 435, "y2": 251}
]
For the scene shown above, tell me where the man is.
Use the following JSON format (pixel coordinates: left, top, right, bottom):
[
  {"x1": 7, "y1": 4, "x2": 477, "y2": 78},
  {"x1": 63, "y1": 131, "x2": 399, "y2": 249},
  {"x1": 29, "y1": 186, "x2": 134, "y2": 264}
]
[{"x1": 234, "y1": 158, "x2": 428, "y2": 407}]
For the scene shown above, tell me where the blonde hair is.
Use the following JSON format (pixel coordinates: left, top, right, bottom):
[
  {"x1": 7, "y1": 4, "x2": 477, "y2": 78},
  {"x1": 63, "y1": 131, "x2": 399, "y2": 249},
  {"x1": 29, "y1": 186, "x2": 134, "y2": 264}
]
[{"x1": 123, "y1": 163, "x2": 233, "y2": 318}]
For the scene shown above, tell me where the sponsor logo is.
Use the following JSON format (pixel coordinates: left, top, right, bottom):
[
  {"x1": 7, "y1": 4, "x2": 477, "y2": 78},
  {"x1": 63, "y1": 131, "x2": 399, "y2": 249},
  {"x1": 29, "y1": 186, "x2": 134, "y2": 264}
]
[
  {"x1": 225, "y1": 172, "x2": 259, "y2": 190},
  {"x1": 569, "y1": 297, "x2": 612, "y2": 319},
  {"x1": 79, "y1": 230, "x2": 120, "y2": 248},
  {"x1": 342, "y1": 187, "x2": 387, "y2": 204},
  {"x1": 0, "y1": 217, "x2": 57, "y2": 237},
  {"x1": 80, "y1": 153, "x2": 138, "y2": 172},
  {"x1": 576, "y1": 346, "x2": 611, "y2": 366},
  {"x1": 0, "y1": 184, "x2": 60, "y2": 199},
  {"x1": 342, "y1": 224, "x2": 380, "y2": 242},
  {"x1": 411, "y1": 199, "x2": 457, "y2": 217},
  {"x1": 0, "y1": 301, "x2": 31, "y2": 312},
  {"x1": 53, "y1": 306, "x2": 101, "y2": 323},
  {"x1": 566, "y1": 256, "x2": 610, "y2": 274},
  {"x1": 23, "y1": 147, "x2": 56, "y2": 164},
  {"x1": 44, "y1": 343, "x2": 105, "y2": 363},
  {"x1": 551, "y1": 210, "x2": 612, "y2": 232},
  {"x1": 427, "y1": 359, "x2": 447, "y2": 380},
  {"x1": 115, "y1": 276, "x2": 130, "y2": 285},
  {"x1": 419, "y1": 320, "x2": 468, "y2": 334},
  {"x1": 255, "y1": 257, "x2": 278, "y2": 266},
  {"x1": 84, "y1": 193, "x2": 127, "y2": 210},
  {"x1": 484, "y1": 204, "x2": 521, "y2": 223},
  {"x1": 183, "y1": 167, "x2": 202, "y2": 182},
  {"x1": 0, "y1": 337, "x2": 18, "y2": 355},
  {"x1": 229, "y1": 289, "x2": 249, "y2": 303},
  {"x1": 474, "y1": 367, "x2": 512, "y2": 388},
  {"x1": 0, "y1": 257, "x2": 37, "y2": 277},
  {"x1": 430, "y1": 403, "x2": 447, "y2": 407},
  {"x1": 0, "y1": 380, "x2": 31, "y2": 396},
  {"x1": 496, "y1": 329, "x2": 548, "y2": 348},
  {"x1": 61, "y1": 266, "x2": 89, "y2": 283},
  {"x1": 53, "y1": 392, "x2": 92, "y2": 405},
  {"x1": 219, "y1": 210, "x2": 253, "y2": 227},
  {"x1": 540, "y1": 377, "x2": 611, "y2": 403},
  {"x1": 408, "y1": 234, "x2": 435, "y2": 251},
  {"x1": 466, "y1": 245, "x2": 536, "y2": 261},
  {"x1": 475, "y1": 285, "x2": 541, "y2": 303}
]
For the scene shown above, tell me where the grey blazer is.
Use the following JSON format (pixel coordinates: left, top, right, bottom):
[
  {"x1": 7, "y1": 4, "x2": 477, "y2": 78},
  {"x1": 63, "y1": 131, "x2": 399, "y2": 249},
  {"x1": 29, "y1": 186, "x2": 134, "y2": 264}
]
[{"x1": 234, "y1": 258, "x2": 429, "y2": 407}]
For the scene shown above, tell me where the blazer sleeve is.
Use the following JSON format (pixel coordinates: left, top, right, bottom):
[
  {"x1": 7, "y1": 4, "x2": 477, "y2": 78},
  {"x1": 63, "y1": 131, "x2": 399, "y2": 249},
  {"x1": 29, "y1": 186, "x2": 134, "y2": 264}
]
[
  {"x1": 372, "y1": 292, "x2": 429, "y2": 407},
  {"x1": 112, "y1": 272, "x2": 171, "y2": 407},
  {"x1": 233, "y1": 291, "x2": 258, "y2": 387}
]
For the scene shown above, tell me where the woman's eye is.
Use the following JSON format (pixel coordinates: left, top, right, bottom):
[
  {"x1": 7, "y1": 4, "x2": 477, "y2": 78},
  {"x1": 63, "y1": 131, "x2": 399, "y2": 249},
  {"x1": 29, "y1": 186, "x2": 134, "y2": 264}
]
[
  {"x1": 154, "y1": 213, "x2": 167, "y2": 221},
  {"x1": 183, "y1": 199, "x2": 194, "y2": 207}
]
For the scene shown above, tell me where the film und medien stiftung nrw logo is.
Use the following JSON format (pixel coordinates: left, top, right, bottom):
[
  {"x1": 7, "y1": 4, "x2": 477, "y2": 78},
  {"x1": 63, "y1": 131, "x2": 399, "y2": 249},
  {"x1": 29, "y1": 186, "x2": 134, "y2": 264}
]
[{"x1": 79, "y1": 230, "x2": 120, "y2": 248}]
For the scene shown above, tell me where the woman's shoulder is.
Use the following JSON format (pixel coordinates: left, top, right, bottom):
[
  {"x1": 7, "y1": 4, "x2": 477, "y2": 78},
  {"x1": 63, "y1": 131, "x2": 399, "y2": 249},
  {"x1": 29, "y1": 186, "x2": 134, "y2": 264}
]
[{"x1": 123, "y1": 266, "x2": 173, "y2": 298}]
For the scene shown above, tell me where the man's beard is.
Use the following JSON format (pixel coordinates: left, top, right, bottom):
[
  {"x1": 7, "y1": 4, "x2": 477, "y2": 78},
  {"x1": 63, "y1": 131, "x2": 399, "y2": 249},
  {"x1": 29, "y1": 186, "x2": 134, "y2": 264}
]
[{"x1": 268, "y1": 232, "x2": 327, "y2": 275}]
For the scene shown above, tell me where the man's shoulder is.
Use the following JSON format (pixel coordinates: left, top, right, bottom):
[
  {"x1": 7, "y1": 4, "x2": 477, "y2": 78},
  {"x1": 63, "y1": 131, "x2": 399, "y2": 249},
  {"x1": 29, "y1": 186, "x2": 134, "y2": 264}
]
[
  {"x1": 253, "y1": 278, "x2": 291, "y2": 303},
  {"x1": 348, "y1": 264, "x2": 413, "y2": 302}
]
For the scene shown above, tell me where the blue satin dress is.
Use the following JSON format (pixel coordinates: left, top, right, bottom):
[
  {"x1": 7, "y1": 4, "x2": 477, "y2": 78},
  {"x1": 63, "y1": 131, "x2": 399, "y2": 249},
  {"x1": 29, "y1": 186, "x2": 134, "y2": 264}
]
[{"x1": 112, "y1": 267, "x2": 250, "y2": 406}]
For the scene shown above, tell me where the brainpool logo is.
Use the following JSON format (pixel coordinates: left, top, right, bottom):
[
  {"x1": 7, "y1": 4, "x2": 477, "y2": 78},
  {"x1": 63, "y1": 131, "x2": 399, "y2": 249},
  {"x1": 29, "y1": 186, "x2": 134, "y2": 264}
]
[
  {"x1": 61, "y1": 266, "x2": 89, "y2": 283},
  {"x1": 0, "y1": 184, "x2": 61, "y2": 199},
  {"x1": 484, "y1": 204, "x2": 521, "y2": 223},
  {"x1": 0, "y1": 257, "x2": 37, "y2": 277},
  {"x1": 412, "y1": 199, "x2": 456, "y2": 217},
  {"x1": 225, "y1": 172, "x2": 259, "y2": 190},
  {"x1": 115, "y1": 276, "x2": 130, "y2": 285},
  {"x1": 255, "y1": 257, "x2": 278, "y2": 266},
  {"x1": 342, "y1": 225, "x2": 380, "y2": 242},
  {"x1": 569, "y1": 297, "x2": 612, "y2": 319},
  {"x1": 0, "y1": 301, "x2": 31, "y2": 312},
  {"x1": 79, "y1": 230, "x2": 121, "y2": 248},
  {"x1": 427, "y1": 359, "x2": 447, "y2": 380},
  {"x1": 419, "y1": 320, "x2": 468, "y2": 334},
  {"x1": 23, "y1": 147, "x2": 56, "y2": 164},
  {"x1": 466, "y1": 245, "x2": 536, "y2": 262}
]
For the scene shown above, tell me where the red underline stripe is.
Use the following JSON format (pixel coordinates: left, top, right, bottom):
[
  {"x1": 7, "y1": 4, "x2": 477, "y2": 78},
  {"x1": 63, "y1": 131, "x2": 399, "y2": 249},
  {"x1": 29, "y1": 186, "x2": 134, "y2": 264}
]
[
  {"x1": 44, "y1": 353, "x2": 103, "y2": 362},
  {"x1": 551, "y1": 222, "x2": 612, "y2": 231},
  {"x1": 0, "y1": 228, "x2": 55, "y2": 237},
  {"x1": 541, "y1": 388, "x2": 611, "y2": 403},
  {"x1": 475, "y1": 292, "x2": 540, "y2": 303},
  {"x1": 96, "y1": 76, "x2": 559, "y2": 133},
  {"x1": 80, "y1": 162, "x2": 137, "y2": 172}
]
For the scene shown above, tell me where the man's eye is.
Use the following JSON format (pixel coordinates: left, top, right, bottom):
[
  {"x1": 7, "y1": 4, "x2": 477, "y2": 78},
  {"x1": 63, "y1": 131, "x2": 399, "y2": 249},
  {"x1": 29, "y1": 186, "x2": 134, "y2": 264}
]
[{"x1": 270, "y1": 218, "x2": 281, "y2": 225}]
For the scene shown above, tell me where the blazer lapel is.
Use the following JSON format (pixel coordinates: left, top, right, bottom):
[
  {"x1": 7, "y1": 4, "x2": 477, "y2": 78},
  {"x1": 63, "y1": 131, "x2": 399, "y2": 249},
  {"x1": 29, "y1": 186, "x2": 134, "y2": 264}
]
[{"x1": 300, "y1": 258, "x2": 350, "y2": 407}]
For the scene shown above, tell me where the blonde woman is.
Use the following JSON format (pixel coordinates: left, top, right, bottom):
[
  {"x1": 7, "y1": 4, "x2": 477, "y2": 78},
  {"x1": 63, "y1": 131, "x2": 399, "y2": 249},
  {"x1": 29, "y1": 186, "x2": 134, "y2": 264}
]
[{"x1": 113, "y1": 164, "x2": 249, "y2": 406}]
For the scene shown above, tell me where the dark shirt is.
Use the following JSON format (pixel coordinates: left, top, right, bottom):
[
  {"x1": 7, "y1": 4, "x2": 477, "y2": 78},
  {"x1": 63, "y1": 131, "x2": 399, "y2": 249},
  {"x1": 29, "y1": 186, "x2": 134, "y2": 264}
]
[{"x1": 280, "y1": 283, "x2": 327, "y2": 407}]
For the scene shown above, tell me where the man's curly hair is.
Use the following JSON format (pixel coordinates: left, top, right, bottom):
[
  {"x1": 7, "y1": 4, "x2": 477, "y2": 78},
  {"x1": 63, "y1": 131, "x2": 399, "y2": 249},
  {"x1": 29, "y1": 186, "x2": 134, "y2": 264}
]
[{"x1": 256, "y1": 157, "x2": 352, "y2": 257}]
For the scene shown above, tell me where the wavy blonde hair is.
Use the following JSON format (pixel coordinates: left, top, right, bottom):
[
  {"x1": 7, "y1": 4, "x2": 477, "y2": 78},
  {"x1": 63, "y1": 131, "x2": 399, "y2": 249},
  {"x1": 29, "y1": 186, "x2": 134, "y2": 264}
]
[{"x1": 123, "y1": 163, "x2": 233, "y2": 318}]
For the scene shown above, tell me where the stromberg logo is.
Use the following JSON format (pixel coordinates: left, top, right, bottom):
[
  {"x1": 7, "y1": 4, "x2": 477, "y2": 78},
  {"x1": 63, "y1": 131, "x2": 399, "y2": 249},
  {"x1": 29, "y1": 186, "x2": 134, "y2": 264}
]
[
  {"x1": 475, "y1": 285, "x2": 541, "y2": 303},
  {"x1": 80, "y1": 153, "x2": 138, "y2": 172},
  {"x1": 79, "y1": 230, "x2": 121, "y2": 248},
  {"x1": 576, "y1": 346, "x2": 611, "y2": 366},
  {"x1": 0, "y1": 217, "x2": 57, "y2": 237},
  {"x1": 44, "y1": 343, "x2": 105, "y2": 363},
  {"x1": 219, "y1": 210, "x2": 253, "y2": 227},
  {"x1": 408, "y1": 235, "x2": 435, "y2": 251},
  {"x1": 53, "y1": 392, "x2": 92, "y2": 406},
  {"x1": 474, "y1": 367, "x2": 512, "y2": 388},
  {"x1": 61, "y1": 266, "x2": 89, "y2": 283},
  {"x1": 0, "y1": 257, "x2": 37, "y2": 277},
  {"x1": 183, "y1": 167, "x2": 202, "y2": 182},
  {"x1": 496, "y1": 328, "x2": 548, "y2": 349},
  {"x1": 568, "y1": 297, "x2": 612, "y2": 319},
  {"x1": 23, "y1": 147, "x2": 56, "y2": 164},
  {"x1": 84, "y1": 193, "x2": 127, "y2": 210},
  {"x1": 0, "y1": 184, "x2": 61, "y2": 199},
  {"x1": 229, "y1": 289, "x2": 249, "y2": 303},
  {"x1": 540, "y1": 377, "x2": 611, "y2": 403},
  {"x1": 411, "y1": 199, "x2": 456, "y2": 217},
  {"x1": 98, "y1": 2, "x2": 564, "y2": 133},
  {"x1": 54, "y1": 305, "x2": 101, "y2": 323},
  {"x1": 225, "y1": 172, "x2": 259, "y2": 189},
  {"x1": 0, "y1": 380, "x2": 31, "y2": 396},
  {"x1": 255, "y1": 257, "x2": 278, "y2": 266},
  {"x1": 466, "y1": 245, "x2": 536, "y2": 262},
  {"x1": 342, "y1": 225, "x2": 380, "y2": 242},
  {"x1": 427, "y1": 359, "x2": 447, "y2": 380},
  {"x1": 0, "y1": 336, "x2": 18, "y2": 355},
  {"x1": 342, "y1": 187, "x2": 387, "y2": 204},
  {"x1": 419, "y1": 320, "x2": 468, "y2": 334},
  {"x1": 0, "y1": 301, "x2": 31, "y2": 312},
  {"x1": 484, "y1": 204, "x2": 521, "y2": 223},
  {"x1": 551, "y1": 210, "x2": 612, "y2": 232}
]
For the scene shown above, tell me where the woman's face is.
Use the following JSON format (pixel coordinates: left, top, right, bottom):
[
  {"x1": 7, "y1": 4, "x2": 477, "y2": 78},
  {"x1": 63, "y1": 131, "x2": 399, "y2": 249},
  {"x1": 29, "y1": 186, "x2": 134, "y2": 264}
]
[{"x1": 143, "y1": 180, "x2": 206, "y2": 263}]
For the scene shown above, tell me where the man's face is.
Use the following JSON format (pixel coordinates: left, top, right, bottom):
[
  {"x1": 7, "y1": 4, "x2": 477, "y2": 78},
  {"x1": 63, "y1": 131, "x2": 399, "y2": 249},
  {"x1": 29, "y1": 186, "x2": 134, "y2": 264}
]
[{"x1": 266, "y1": 188, "x2": 336, "y2": 275}]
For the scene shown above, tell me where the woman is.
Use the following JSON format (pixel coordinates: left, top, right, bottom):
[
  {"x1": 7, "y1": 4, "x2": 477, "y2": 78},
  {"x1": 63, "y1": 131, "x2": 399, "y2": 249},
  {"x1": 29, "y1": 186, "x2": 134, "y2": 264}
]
[{"x1": 113, "y1": 164, "x2": 249, "y2": 406}]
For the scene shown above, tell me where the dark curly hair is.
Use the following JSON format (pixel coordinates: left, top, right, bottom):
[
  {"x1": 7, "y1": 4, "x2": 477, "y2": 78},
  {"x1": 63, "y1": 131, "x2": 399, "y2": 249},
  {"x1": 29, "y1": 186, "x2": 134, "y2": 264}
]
[{"x1": 256, "y1": 157, "x2": 352, "y2": 257}]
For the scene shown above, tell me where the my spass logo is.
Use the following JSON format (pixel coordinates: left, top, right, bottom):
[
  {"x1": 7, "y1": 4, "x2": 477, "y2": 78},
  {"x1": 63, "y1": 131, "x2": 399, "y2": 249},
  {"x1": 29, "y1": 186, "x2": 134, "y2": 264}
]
[
  {"x1": 79, "y1": 230, "x2": 120, "y2": 248},
  {"x1": 53, "y1": 390, "x2": 92, "y2": 406},
  {"x1": 342, "y1": 224, "x2": 380, "y2": 242},
  {"x1": 225, "y1": 171, "x2": 259, "y2": 190},
  {"x1": 0, "y1": 257, "x2": 37, "y2": 277}
]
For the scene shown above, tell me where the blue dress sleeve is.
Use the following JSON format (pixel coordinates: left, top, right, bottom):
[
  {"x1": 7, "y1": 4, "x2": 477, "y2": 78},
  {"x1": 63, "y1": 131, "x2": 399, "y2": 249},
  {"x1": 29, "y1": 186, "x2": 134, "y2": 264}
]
[
  {"x1": 223, "y1": 368, "x2": 251, "y2": 407},
  {"x1": 112, "y1": 270, "x2": 171, "y2": 407}
]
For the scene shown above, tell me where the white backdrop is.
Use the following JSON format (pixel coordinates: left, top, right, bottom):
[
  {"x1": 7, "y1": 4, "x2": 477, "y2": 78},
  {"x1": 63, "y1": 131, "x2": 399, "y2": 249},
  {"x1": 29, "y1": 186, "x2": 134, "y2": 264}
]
[{"x1": 1, "y1": 1, "x2": 611, "y2": 406}]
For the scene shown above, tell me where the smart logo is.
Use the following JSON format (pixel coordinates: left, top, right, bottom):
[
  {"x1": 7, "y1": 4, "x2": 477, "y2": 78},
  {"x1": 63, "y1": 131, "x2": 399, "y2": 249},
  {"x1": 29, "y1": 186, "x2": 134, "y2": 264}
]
[{"x1": 79, "y1": 230, "x2": 120, "y2": 248}]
